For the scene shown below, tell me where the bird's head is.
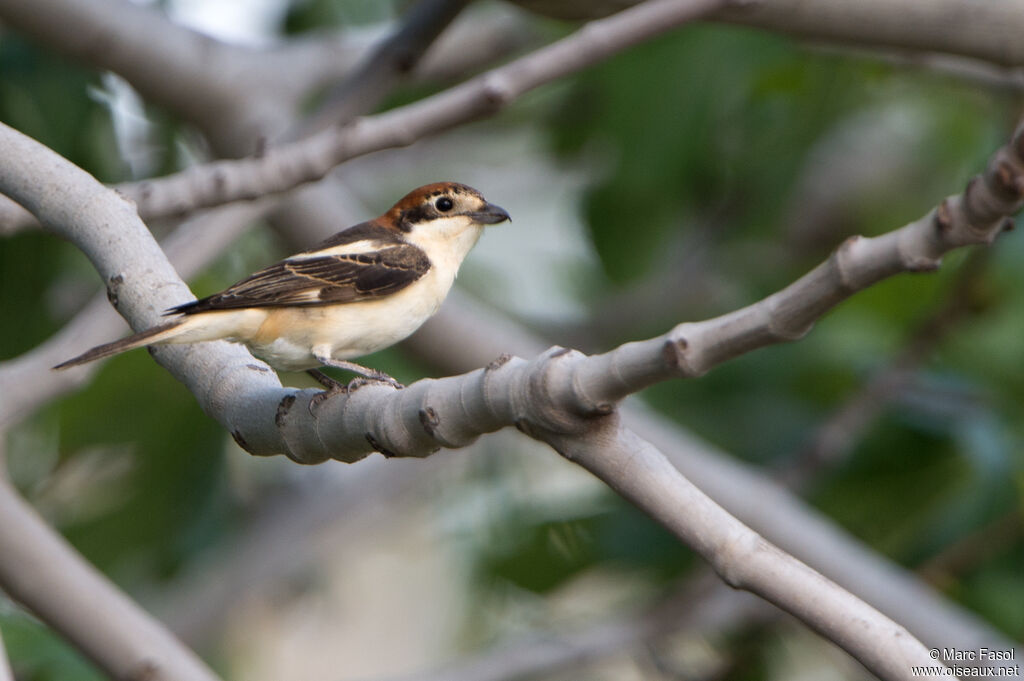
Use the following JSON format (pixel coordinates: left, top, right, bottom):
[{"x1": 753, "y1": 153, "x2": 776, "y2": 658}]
[
  {"x1": 382, "y1": 182, "x2": 510, "y2": 264},
  {"x1": 386, "y1": 182, "x2": 510, "y2": 230}
]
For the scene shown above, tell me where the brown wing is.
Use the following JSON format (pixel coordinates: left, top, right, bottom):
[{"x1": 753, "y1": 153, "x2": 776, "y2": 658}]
[{"x1": 169, "y1": 244, "x2": 430, "y2": 314}]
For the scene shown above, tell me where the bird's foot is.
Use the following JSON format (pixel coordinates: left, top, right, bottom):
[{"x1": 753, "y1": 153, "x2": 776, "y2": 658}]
[
  {"x1": 314, "y1": 358, "x2": 404, "y2": 390},
  {"x1": 307, "y1": 369, "x2": 349, "y2": 412},
  {"x1": 307, "y1": 369, "x2": 347, "y2": 392}
]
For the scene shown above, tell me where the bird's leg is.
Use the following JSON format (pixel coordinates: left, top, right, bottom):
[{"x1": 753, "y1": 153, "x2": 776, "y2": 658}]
[{"x1": 314, "y1": 357, "x2": 404, "y2": 390}]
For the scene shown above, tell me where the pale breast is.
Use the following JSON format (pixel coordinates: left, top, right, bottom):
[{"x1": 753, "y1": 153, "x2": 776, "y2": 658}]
[{"x1": 242, "y1": 267, "x2": 451, "y2": 370}]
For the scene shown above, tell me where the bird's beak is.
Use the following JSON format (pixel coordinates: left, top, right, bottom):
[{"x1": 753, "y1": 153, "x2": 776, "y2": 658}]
[{"x1": 471, "y1": 202, "x2": 511, "y2": 225}]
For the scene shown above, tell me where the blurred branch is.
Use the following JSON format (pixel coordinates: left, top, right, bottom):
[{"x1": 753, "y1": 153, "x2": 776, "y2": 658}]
[
  {"x1": 512, "y1": 0, "x2": 1024, "y2": 67},
  {"x1": 293, "y1": 0, "x2": 472, "y2": 137},
  {"x1": 65, "y1": 0, "x2": 731, "y2": 222},
  {"x1": 0, "y1": 0, "x2": 287, "y2": 143},
  {"x1": 814, "y1": 45, "x2": 1024, "y2": 94},
  {"x1": 0, "y1": 475, "x2": 221, "y2": 681},
  {"x1": 0, "y1": 4, "x2": 531, "y2": 237},
  {"x1": 711, "y1": 0, "x2": 1024, "y2": 68}
]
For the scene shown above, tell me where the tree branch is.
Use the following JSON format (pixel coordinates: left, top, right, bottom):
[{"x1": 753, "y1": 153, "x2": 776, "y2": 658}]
[
  {"x1": 82, "y1": 0, "x2": 732, "y2": 221},
  {"x1": 712, "y1": 0, "x2": 1024, "y2": 67},
  {"x1": 540, "y1": 423, "x2": 937, "y2": 680},
  {"x1": 567, "y1": 125, "x2": 1024, "y2": 406},
  {"x1": 0, "y1": 475, "x2": 221, "y2": 681},
  {"x1": 292, "y1": 0, "x2": 472, "y2": 137}
]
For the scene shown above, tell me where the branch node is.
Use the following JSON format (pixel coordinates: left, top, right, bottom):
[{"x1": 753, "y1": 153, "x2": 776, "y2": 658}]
[
  {"x1": 128, "y1": 659, "x2": 159, "y2": 681},
  {"x1": 276, "y1": 394, "x2": 296, "y2": 428},
  {"x1": 906, "y1": 256, "x2": 942, "y2": 273},
  {"x1": 106, "y1": 273, "x2": 125, "y2": 307},
  {"x1": 113, "y1": 187, "x2": 137, "y2": 209},
  {"x1": 662, "y1": 335, "x2": 702, "y2": 377},
  {"x1": 834, "y1": 235, "x2": 865, "y2": 292},
  {"x1": 418, "y1": 406, "x2": 440, "y2": 436},
  {"x1": 487, "y1": 353, "x2": 512, "y2": 371},
  {"x1": 993, "y1": 158, "x2": 1024, "y2": 201},
  {"x1": 213, "y1": 168, "x2": 228, "y2": 197},
  {"x1": 1015, "y1": 126, "x2": 1024, "y2": 162},
  {"x1": 481, "y1": 73, "x2": 514, "y2": 109},
  {"x1": 933, "y1": 199, "x2": 954, "y2": 233}
]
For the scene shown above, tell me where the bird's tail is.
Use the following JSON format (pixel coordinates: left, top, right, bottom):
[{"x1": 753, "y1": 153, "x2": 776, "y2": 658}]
[{"x1": 53, "y1": 320, "x2": 186, "y2": 370}]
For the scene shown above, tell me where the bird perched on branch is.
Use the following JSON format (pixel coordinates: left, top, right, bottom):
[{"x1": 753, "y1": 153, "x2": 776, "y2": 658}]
[{"x1": 56, "y1": 182, "x2": 510, "y2": 388}]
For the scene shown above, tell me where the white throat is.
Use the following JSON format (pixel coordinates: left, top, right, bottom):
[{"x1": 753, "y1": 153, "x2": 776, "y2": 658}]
[{"x1": 407, "y1": 216, "x2": 485, "y2": 275}]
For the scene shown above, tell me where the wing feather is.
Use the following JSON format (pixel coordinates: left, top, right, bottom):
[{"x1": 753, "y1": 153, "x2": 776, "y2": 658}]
[{"x1": 169, "y1": 244, "x2": 430, "y2": 314}]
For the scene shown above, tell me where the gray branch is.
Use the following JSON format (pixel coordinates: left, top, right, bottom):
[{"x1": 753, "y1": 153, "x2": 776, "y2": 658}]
[
  {"x1": 77, "y1": 0, "x2": 733, "y2": 221},
  {"x1": 0, "y1": 474, "x2": 219, "y2": 681}
]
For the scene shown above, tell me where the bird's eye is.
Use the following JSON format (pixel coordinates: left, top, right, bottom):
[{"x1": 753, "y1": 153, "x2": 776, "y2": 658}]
[{"x1": 435, "y1": 197, "x2": 454, "y2": 212}]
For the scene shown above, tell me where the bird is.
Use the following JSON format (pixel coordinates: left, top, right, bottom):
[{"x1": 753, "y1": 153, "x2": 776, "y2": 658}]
[{"x1": 55, "y1": 182, "x2": 510, "y2": 388}]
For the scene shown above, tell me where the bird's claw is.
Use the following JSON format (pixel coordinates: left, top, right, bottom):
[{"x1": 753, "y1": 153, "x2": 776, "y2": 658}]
[{"x1": 347, "y1": 374, "x2": 404, "y2": 392}]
